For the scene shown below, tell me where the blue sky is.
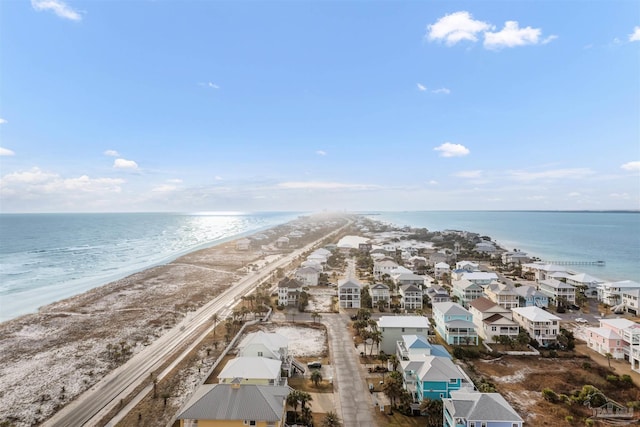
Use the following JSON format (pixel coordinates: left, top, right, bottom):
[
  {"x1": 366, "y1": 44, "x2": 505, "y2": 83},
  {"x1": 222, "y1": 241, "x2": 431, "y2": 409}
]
[{"x1": 1, "y1": 0, "x2": 639, "y2": 213}]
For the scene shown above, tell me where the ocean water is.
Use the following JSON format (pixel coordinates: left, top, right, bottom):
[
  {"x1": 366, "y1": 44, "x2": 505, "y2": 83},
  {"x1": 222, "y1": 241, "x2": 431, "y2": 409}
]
[
  {"x1": 365, "y1": 211, "x2": 640, "y2": 284},
  {"x1": 0, "y1": 212, "x2": 300, "y2": 322}
]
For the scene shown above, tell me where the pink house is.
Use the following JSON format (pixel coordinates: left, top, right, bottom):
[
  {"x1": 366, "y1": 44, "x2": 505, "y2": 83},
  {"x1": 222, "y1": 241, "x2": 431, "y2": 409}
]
[{"x1": 585, "y1": 326, "x2": 626, "y2": 359}]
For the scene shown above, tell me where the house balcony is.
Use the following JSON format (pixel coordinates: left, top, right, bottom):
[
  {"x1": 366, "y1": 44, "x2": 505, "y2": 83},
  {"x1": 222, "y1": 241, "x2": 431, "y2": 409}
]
[{"x1": 446, "y1": 328, "x2": 476, "y2": 336}]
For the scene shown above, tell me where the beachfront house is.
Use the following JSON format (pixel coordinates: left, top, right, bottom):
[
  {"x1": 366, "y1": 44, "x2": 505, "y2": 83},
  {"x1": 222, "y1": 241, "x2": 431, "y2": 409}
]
[
  {"x1": 396, "y1": 334, "x2": 451, "y2": 361},
  {"x1": 502, "y1": 251, "x2": 531, "y2": 266},
  {"x1": 338, "y1": 278, "x2": 361, "y2": 309},
  {"x1": 443, "y1": 391, "x2": 524, "y2": 427},
  {"x1": 399, "y1": 284, "x2": 423, "y2": 310},
  {"x1": 566, "y1": 272, "x2": 604, "y2": 298},
  {"x1": 597, "y1": 280, "x2": 640, "y2": 307},
  {"x1": 293, "y1": 266, "x2": 319, "y2": 287},
  {"x1": 432, "y1": 302, "x2": 478, "y2": 346},
  {"x1": 514, "y1": 285, "x2": 549, "y2": 309},
  {"x1": 483, "y1": 282, "x2": 520, "y2": 309},
  {"x1": 598, "y1": 318, "x2": 640, "y2": 372},
  {"x1": 468, "y1": 297, "x2": 519, "y2": 342},
  {"x1": 369, "y1": 283, "x2": 391, "y2": 307},
  {"x1": 176, "y1": 383, "x2": 290, "y2": 427},
  {"x1": 622, "y1": 289, "x2": 640, "y2": 315},
  {"x1": 277, "y1": 277, "x2": 303, "y2": 307},
  {"x1": 377, "y1": 315, "x2": 431, "y2": 354},
  {"x1": 217, "y1": 356, "x2": 285, "y2": 386},
  {"x1": 538, "y1": 278, "x2": 576, "y2": 307},
  {"x1": 452, "y1": 279, "x2": 484, "y2": 308},
  {"x1": 521, "y1": 262, "x2": 569, "y2": 283},
  {"x1": 512, "y1": 306, "x2": 560, "y2": 347},
  {"x1": 401, "y1": 355, "x2": 472, "y2": 402},
  {"x1": 455, "y1": 261, "x2": 479, "y2": 272}
]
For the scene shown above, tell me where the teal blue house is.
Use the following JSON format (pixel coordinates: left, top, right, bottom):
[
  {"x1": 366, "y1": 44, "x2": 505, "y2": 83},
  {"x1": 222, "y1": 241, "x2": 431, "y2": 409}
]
[{"x1": 400, "y1": 355, "x2": 473, "y2": 402}]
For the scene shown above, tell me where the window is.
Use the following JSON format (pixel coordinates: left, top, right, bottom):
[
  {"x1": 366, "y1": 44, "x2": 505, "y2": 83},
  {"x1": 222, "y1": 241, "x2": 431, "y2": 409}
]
[
  {"x1": 257, "y1": 351, "x2": 263, "y2": 357},
  {"x1": 470, "y1": 423, "x2": 475, "y2": 427},
  {"x1": 402, "y1": 328, "x2": 405, "y2": 332},
  {"x1": 482, "y1": 423, "x2": 487, "y2": 427}
]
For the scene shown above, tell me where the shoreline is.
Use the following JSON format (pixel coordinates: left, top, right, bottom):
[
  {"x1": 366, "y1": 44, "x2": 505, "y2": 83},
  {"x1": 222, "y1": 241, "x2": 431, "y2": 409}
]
[{"x1": 0, "y1": 214, "x2": 301, "y2": 323}]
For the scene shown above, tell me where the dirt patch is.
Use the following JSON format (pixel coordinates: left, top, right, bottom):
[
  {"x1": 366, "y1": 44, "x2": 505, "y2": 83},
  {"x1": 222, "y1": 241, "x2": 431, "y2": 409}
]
[{"x1": 466, "y1": 355, "x2": 640, "y2": 426}]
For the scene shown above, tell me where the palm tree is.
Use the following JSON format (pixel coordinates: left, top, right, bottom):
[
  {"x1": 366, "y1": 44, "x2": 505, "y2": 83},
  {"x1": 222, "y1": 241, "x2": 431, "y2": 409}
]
[
  {"x1": 311, "y1": 369, "x2": 323, "y2": 387},
  {"x1": 286, "y1": 390, "x2": 302, "y2": 422},
  {"x1": 420, "y1": 398, "x2": 443, "y2": 427},
  {"x1": 298, "y1": 391, "x2": 312, "y2": 412},
  {"x1": 382, "y1": 373, "x2": 404, "y2": 408},
  {"x1": 605, "y1": 352, "x2": 613, "y2": 369},
  {"x1": 321, "y1": 411, "x2": 342, "y2": 427},
  {"x1": 369, "y1": 330, "x2": 383, "y2": 356},
  {"x1": 210, "y1": 313, "x2": 219, "y2": 339},
  {"x1": 311, "y1": 311, "x2": 321, "y2": 324},
  {"x1": 388, "y1": 354, "x2": 400, "y2": 371}
]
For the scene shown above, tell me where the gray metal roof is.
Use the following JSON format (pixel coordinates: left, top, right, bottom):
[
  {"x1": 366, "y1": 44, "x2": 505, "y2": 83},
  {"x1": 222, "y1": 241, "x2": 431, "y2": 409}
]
[
  {"x1": 447, "y1": 391, "x2": 523, "y2": 422},
  {"x1": 176, "y1": 384, "x2": 291, "y2": 421}
]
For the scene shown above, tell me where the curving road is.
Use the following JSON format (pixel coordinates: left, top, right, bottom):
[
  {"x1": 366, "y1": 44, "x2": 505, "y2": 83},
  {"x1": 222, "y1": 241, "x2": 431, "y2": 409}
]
[{"x1": 43, "y1": 219, "x2": 351, "y2": 427}]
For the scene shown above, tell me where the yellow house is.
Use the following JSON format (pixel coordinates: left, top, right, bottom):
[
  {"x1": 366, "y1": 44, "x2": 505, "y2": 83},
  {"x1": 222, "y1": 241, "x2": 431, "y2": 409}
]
[{"x1": 176, "y1": 383, "x2": 290, "y2": 427}]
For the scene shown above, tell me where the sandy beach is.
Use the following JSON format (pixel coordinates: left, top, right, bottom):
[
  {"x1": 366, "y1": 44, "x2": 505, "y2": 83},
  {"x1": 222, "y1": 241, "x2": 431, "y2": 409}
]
[{"x1": 0, "y1": 216, "x2": 349, "y2": 427}]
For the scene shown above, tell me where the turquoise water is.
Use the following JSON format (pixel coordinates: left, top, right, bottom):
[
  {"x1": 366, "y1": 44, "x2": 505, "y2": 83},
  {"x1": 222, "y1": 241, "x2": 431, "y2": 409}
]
[
  {"x1": 0, "y1": 212, "x2": 300, "y2": 321},
  {"x1": 365, "y1": 211, "x2": 640, "y2": 283}
]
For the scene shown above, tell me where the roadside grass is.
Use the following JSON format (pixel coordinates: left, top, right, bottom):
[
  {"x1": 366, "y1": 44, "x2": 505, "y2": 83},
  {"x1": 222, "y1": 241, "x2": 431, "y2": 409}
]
[
  {"x1": 288, "y1": 377, "x2": 334, "y2": 393},
  {"x1": 373, "y1": 409, "x2": 426, "y2": 426}
]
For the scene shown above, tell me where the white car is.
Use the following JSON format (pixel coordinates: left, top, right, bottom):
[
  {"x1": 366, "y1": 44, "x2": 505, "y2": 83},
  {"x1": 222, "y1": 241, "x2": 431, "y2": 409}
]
[{"x1": 575, "y1": 318, "x2": 588, "y2": 323}]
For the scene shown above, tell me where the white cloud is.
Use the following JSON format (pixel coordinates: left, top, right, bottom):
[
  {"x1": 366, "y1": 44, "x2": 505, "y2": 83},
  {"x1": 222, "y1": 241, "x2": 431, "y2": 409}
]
[
  {"x1": 508, "y1": 168, "x2": 594, "y2": 181},
  {"x1": 104, "y1": 150, "x2": 119, "y2": 157},
  {"x1": 113, "y1": 158, "x2": 138, "y2": 169},
  {"x1": 630, "y1": 26, "x2": 640, "y2": 42},
  {"x1": 434, "y1": 142, "x2": 470, "y2": 158},
  {"x1": 484, "y1": 21, "x2": 550, "y2": 49},
  {"x1": 167, "y1": 178, "x2": 183, "y2": 184},
  {"x1": 277, "y1": 181, "x2": 379, "y2": 190},
  {"x1": 427, "y1": 11, "x2": 492, "y2": 46},
  {"x1": 432, "y1": 87, "x2": 451, "y2": 94},
  {"x1": 526, "y1": 195, "x2": 546, "y2": 201},
  {"x1": 428, "y1": 180, "x2": 438, "y2": 185},
  {"x1": 542, "y1": 35, "x2": 558, "y2": 45},
  {"x1": 0, "y1": 118, "x2": 7, "y2": 124},
  {"x1": 316, "y1": 150, "x2": 327, "y2": 156},
  {"x1": 417, "y1": 83, "x2": 427, "y2": 91},
  {"x1": 454, "y1": 170, "x2": 483, "y2": 178},
  {"x1": 199, "y1": 82, "x2": 220, "y2": 89},
  {"x1": 0, "y1": 147, "x2": 15, "y2": 156},
  {"x1": 31, "y1": 0, "x2": 81, "y2": 21},
  {"x1": 0, "y1": 167, "x2": 124, "y2": 196},
  {"x1": 621, "y1": 161, "x2": 640, "y2": 172},
  {"x1": 610, "y1": 192, "x2": 631, "y2": 200},
  {"x1": 214, "y1": 176, "x2": 223, "y2": 181},
  {"x1": 568, "y1": 192, "x2": 581, "y2": 197}
]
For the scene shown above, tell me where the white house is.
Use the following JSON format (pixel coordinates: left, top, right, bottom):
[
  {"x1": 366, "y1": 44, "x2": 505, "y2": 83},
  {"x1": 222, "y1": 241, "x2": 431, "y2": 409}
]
[
  {"x1": 434, "y1": 262, "x2": 450, "y2": 279},
  {"x1": 235, "y1": 238, "x2": 251, "y2": 251},
  {"x1": 566, "y1": 272, "x2": 603, "y2": 298},
  {"x1": 460, "y1": 272, "x2": 499, "y2": 286},
  {"x1": 622, "y1": 289, "x2": 640, "y2": 315},
  {"x1": 452, "y1": 279, "x2": 484, "y2": 308},
  {"x1": 455, "y1": 261, "x2": 479, "y2": 272},
  {"x1": 217, "y1": 357, "x2": 285, "y2": 386},
  {"x1": 373, "y1": 259, "x2": 400, "y2": 280},
  {"x1": 369, "y1": 283, "x2": 390, "y2": 307},
  {"x1": 393, "y1": 272, "x2": 426, "y2": 287},
  {"x1": 338, "y1": 278, "x2": 361, "y2": 309},
  {"x1": 538, "y1": 278, "x2": 576, "y2": 306},
  {"x1": 512, "y1": 306, "x2": 561, "y2": 347},
  {"x1": 598, "y1": 280, "x2": 640, "y2": 307},
  {"x1": 377, "y1": 316, "x2": 431, "y2": 354},
  {"x1": 237, "y1": 331, "x2": 288, "y2": 361},
  {"x1": 468, "y1": 297, "x2": 519, "y2": 342},
  {"x1": 521, "y1": 262, "x2": 570, "y2": 282},
  {"x1": 483, "y1": 282, "x2": 519, "y2": 310}
]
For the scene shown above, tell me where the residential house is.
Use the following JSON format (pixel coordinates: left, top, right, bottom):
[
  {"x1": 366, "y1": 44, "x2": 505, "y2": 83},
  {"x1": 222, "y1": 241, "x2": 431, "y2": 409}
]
[
  {"x1": 460, "y1": 272, "x2": 499, "y2": 286},
  {"x1": 538, "y1": 278, "x2": 576, "y2": 306},
  {"x1": 369, "y1": 283, "x2": 391, "y2": 307},
  {"x1": 502, "y1": 251, "x2": 531, "y2": 266},
  {"x1": 434, "y1": 262, "x2": 451, "y2": 279},
  {"x1": 338, "y1": 278, "x2": 361, "y2": 309},
  {"x1": 566, "y1": 272, "x2": 603, "y2": 298},
  {"x1": 300, "y1": 260, "x2": 323, "y2": 272},
  {"x1": 396, "y1": 334, "x2": 451, "y2": 361},
  {"x1": 408, "y1": 256, "x2": 428, "y2": 272},
  {"x1": 483, "y1": 282, "x2": 520, "y2": 310},
  {"x1": 468, "y1": 297, "x2": 519, "y2": 342},
  {"x1": 399, "y1": 284, "x2": 423, "y2": 310},
  {"x1": 455, "y1": 261, "x2": 479, "y2": 272},
  {"x1": 512, "y1": 306, "x2": 560, "y2": 347},
  {"x1": 599, "y1": 318, "x2": 640, "y2": 372},
  {"x1": 176, "y1": 383, "x2": 290, "y2": 427},
  {"x1": 277, "y1": 277, "x2": 303, "y2": 307},
  {"x1": 237, "y1": 331, "x2": 288, "y2": 361},
  {"x1": 426, "y1": 286, "x2": 451, "y2": 305},
  {"x1": 585, "y1": 327, "x2": 626, "y2": 360},
  {"x1": 294, "y1": 266, "x2": 319, "y2": 287},
  {"x1": 275, "y1": 236, "x2": 289, "y2": 247},
  {"x1": 521, "y1": 262, "x2": 570, "y2": 283},
  {"x1": 452, "y1": 279, "x2": 484, "y2": 308},
  {"x1": 377, "y1": 316, "x2": 431, "y2": 354},
  {"x1": 514, "y1": 285, "x2": 549, "y2": 308},
  {"x1": 401, "y1": 355, "x2": 473, "y2": 402},
  {"x1": 443, "y1": 391, "x2": 524, "y2": 427},
  {"x1": 432, "y1": 302, "x2": 478, "y2": 346},
  {"x1": 474, "y1": 241, "x2": 497, "y2": 253},
  {"x1": 429, "y1": 251, "x2": 450, "y2": 266},
  {"x1": 393, "y1": 272, "x2": 426, "y2": 288},
  {"x1": 622, "y1": 289, "x2": 640, "y2": 315},
  {"x1": 217, "y1": 357, "x2": 285, "y2": 386},
  {"x1": 373, "y1": 259, "x2": 400, "y2": 280},
  {"x1": 598, "y1": 280, "x2": 640, "y2": 307}
]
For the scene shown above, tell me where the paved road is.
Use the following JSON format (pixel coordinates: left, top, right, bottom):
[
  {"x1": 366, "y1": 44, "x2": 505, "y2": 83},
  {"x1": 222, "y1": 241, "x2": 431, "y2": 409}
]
[
  {"x1": 324, "y1": 313, "x2": 376, "y2": 427},
  {"x1": 44, "y1": 220, "x2": 351, "y2": 427}
]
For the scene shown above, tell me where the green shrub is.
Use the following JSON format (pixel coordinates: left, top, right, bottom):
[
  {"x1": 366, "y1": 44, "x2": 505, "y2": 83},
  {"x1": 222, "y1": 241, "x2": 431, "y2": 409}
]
[{"x1": 542, "y1": 388, "x2": 559, "y2": 403}]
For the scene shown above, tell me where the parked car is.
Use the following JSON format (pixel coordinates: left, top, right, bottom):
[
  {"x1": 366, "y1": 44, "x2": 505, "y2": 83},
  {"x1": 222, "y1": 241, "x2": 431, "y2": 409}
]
[
  {"x1": 307, "y1": 361, "x2": 322, "y2": 369},
  {"x1": 575, "y1": 318, "x2": 588, "y2": 323}
]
